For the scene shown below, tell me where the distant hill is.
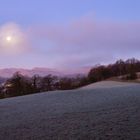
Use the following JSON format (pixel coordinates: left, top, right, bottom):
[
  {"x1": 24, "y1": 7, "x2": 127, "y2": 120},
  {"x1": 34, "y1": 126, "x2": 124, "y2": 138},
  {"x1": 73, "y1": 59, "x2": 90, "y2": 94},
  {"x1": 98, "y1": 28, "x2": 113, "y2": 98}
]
[
  {"x1": 0, "y1": 67, "x2": 90, "y2": 78},
  {"x1": 0, "y1": 77, "x2": 7, "y2": 84},
  {"x1": 0, "y1": 68, "x2": 62, "y2": 78}
]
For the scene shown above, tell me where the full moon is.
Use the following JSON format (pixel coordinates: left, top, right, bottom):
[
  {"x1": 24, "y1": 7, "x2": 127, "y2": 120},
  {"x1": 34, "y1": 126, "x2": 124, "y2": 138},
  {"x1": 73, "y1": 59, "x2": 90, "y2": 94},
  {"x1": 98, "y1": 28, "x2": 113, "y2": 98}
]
[
  {"x1": 0, "y1": 23, "x2": 28, "y2": 55},
  {"x1": 6, "y1": 36, "x2": 12, "y2": 42}
]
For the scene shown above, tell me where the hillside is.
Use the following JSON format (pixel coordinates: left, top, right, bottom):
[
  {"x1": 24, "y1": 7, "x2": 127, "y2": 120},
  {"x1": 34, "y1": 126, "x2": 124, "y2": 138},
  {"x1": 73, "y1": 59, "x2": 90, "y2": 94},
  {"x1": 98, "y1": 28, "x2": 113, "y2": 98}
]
[
  {"x1": 80, "y1": 81, "x2": 138, "y2": 89},
  {"x1": 0, "y1": 81, "x2": 140, "y2": 140}
]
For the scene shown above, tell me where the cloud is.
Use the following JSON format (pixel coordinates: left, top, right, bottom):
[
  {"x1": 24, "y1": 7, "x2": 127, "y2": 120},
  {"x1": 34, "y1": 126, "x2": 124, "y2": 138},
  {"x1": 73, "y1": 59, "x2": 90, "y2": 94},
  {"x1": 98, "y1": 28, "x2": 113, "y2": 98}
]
[
  {"x1": 29, "y1": 17, "x2": 140, "y2": 68},
  {"x1": 1, "y1": 17, "x2": 140, "y2": 69}
]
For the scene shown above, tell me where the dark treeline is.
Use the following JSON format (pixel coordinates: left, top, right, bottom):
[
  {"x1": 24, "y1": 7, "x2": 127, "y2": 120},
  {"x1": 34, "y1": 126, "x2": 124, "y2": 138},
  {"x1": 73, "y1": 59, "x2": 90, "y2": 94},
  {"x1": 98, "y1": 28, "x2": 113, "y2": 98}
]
[
  {"x1": 0, "y1": 73, "x2": 88, "y2": 99},
  {"x1": 88, "y1": 58, "x2": 140, "y2": 83},
  {"x1": 0, "y1": 58, "x2": 140, "y2": 99}
]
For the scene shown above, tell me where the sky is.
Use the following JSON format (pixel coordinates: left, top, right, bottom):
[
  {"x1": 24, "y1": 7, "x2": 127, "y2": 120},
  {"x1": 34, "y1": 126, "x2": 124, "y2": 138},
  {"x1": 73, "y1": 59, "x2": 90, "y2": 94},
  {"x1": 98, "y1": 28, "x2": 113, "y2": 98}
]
[{"x1": 0, "y1": 0, "x2": 140, "y2": 70}]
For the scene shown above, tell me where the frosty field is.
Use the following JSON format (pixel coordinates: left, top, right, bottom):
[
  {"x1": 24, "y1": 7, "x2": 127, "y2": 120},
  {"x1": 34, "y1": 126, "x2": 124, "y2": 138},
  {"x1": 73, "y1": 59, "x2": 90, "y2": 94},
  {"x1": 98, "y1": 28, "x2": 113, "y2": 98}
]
[{"x1": 0, "y1": 81, "x2": 140, "y2": 140}]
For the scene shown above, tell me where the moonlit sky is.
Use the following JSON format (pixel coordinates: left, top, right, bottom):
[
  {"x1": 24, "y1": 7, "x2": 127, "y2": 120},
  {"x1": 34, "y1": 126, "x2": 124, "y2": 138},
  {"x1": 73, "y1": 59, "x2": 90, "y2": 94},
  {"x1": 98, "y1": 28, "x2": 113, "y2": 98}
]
[{"x1": 0, "y1": 0, "x2": 140, "y2": 70}]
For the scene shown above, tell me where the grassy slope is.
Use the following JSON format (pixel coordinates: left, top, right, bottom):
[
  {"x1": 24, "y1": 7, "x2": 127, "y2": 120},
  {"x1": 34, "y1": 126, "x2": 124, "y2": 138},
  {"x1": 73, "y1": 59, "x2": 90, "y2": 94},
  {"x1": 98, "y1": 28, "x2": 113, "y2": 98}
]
[{"x1": 0, "y1": 81, "x2": 140, "y2": 140}]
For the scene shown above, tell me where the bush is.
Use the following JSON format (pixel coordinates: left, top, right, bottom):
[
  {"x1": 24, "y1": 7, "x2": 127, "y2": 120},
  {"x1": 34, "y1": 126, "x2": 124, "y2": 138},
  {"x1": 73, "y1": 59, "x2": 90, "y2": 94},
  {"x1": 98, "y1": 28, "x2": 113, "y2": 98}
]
[{"x1": 126, "y1": 72, "x2": 137, "y2": 80}]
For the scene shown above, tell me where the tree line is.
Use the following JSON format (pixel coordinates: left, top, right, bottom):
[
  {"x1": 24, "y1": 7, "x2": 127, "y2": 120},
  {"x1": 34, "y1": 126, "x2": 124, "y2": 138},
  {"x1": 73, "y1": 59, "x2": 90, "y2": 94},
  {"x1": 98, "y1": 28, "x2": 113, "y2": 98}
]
[
  {"x1": 0, "y1": 58, "x2": 140, "y2": 99},
  {"x1": 88, "y1": 58, "x2": 140, "y2": 82},
  {"x1": 0, "y1": 73, "x2": 88, "y2": 99}
]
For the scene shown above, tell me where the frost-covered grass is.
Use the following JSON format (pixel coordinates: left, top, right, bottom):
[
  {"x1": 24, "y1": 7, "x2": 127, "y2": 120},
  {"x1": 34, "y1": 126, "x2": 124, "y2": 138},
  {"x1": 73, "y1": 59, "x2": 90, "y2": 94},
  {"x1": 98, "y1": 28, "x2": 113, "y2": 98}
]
[{"x1": 0, "y1": 81, "x2": 140, "y2": 140}]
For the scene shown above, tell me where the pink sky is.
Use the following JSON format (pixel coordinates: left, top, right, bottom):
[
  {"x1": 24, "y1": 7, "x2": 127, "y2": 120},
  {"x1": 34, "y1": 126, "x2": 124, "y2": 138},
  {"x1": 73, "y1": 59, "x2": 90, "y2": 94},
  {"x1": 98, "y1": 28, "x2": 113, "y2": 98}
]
[{"x1": 0, "y1": 16, "x2": 140, "y2": 70}]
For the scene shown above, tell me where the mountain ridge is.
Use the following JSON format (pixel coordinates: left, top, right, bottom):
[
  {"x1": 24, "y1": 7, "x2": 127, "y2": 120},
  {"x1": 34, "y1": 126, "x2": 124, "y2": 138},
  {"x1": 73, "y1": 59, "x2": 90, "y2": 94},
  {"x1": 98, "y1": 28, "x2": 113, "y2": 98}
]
[{"x1": 0, "y1": 67, "x2": 90, "y2": 78}]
